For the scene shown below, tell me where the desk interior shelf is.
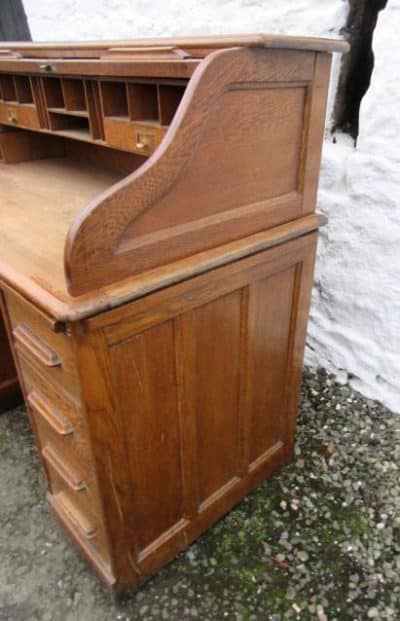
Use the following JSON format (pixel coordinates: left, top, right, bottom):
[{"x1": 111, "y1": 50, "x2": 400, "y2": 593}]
[
  {"x1": 0, "y1": 71, "x2": 187, "y2": 156},
  {"x1": 0, "y1": 74, "x2": 42, "y2": 129}
]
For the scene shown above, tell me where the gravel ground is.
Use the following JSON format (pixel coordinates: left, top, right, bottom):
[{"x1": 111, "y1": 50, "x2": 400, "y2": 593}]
[{"x1": 0, "y1": 368, "x2": 399, "y2": 621}]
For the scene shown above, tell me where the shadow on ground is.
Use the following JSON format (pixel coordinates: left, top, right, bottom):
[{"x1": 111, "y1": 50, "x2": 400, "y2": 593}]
[{"x1": 0, "y1": 368, "x2": 399, "y2": 621}]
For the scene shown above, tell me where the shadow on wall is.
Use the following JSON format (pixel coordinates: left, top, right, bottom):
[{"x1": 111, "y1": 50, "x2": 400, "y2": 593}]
[
  {"x1": 333, "y1": 0, "x2": 387, "y2": 142},
  {"x1": 0, "y1": 0, "x2": 31, "y2": 41}
]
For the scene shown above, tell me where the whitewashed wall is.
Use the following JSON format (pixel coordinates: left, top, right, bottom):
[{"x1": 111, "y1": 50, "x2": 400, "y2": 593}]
[
  {"x1": 309, "y1": 3, "x2": 400, "y2": 413},
  {"x1": 22, "y1": 0, "x2": 400, "y2": 412}
]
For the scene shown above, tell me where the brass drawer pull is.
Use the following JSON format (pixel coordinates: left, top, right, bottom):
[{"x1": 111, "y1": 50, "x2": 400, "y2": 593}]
[
  {"x1": 42, "y1": 445, "x2": 85, "y2": 492},
  {"x1": 135, "y1": 131, "x2": 155, "y2": 152},
  {"x1": 28, "y1": 390, "x2": 74, "y2": 436},
  {"x1": 39, "y1": 63, "x2": 55, "y2": 72},
  {"x1": 13, "y1": 324, "x2": 61, "y2": 367},
  {"x1": 48, "y1": 492, "x2": 96, "y2": 540},
  {"x1": 7, "y1": 108, "x2": 18, "y2": 124}
]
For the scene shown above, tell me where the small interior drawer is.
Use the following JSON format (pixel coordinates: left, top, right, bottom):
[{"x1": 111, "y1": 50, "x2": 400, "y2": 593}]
[
  {"x1": 0, "y1": 74, "x2": 42, "y2": 130},
  {"x1": 103, "y1": 117, "x2": 166, "y2": 155},
  {"x1": 0, "y1": 101, "x2": 40, "y2": 129}
]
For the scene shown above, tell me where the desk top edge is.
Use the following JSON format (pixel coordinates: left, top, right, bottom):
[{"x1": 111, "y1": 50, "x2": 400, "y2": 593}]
[
  {"x1": 0, "y1": 33, "x2": 349, "y2": 56},
  {"x1": 0, "y1": 214, "x2": 327, "y2": 324}
]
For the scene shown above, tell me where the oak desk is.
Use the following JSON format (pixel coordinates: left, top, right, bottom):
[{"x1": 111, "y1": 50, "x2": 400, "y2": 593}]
[{"x1": 0, "y1": 34, "x2": 347, "y2": 593}]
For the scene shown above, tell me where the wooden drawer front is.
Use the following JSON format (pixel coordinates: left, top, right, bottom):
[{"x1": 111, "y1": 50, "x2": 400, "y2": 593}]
[
  {"x1": 44, "y1": 456, "x2": 94, "y2": 523},
  {"x1": 103, "y1": 117, "x2": 166, "y2": 155},
  {"x1": 20, "y1": 359, "x2": 95, "y2": 481},
  {"x1": 6, "y1": 308, "x2": 114, "y2": 578},
  {"x1": 43, "y1": 444, "x2": 86, "y2": 492},
  {"x1": 16, "y1": 356, "x2": 111, "y2": 566},
  {"x1": 4, "y1": 292, "x2": 80, "y2": 396},
  {"x1": 44, "y1": 451, "x2": 111, "y2": 558},
  {"x1": 47, "y1": 491, "x2": 115, "y2": 587},
  {"x1": 0, "y1": 102, "x2": 40, "y2": 129},
  {"x1": 42, "y1": 458, "x2": 109, "y2": 561}
]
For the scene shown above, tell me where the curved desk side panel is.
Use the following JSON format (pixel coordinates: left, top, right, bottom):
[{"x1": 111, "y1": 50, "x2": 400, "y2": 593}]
[{"x1": 65, "y1": 46, "x2": 332, "y2": 296}]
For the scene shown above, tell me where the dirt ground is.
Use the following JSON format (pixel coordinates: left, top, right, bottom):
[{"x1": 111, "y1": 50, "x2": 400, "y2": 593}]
[{"x1": 0, "y1": 368, "x2": 399, "y2": 621}]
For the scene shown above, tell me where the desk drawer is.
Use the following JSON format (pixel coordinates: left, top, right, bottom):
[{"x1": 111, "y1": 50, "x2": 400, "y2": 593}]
[
  {"x1": 20, "y1": 358, "x2": 94, "y2": 480},
  {"x1": 43, "y1": 442, "x2": 99, "y2": 522},
  {"x1": 47, "y1": 490, "x2": 114, "y2": 586},
  {"x1": 103, "y1": 117, "x2": 166, "y2": 155},
  {"x1": 18, "y1": 360, "x2": 108, "y2": 539},
  {"x1": 18, "y1": 357, "x2": 112, "y2": 572},
  {"x1": 45, "y1": 451, "x2": 110, "y2": 555},
  {"x1": 45, "y1": 458, "x2": 112, "y2": 569},
  {"x1": 0, "y1": 101, "x2": 41, "y2": 129},
  {"x1": 4, "y1": 291, "x2": 80, "y2": 396}
]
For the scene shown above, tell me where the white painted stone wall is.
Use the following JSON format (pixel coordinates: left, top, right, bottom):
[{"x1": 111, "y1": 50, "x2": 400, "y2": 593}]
[
  {"x1": 307, "y1": 2, "x2": 400, "y2": 413},
  {"x1": 21, "y1": 0, "x2": 400, "y2": 412}
]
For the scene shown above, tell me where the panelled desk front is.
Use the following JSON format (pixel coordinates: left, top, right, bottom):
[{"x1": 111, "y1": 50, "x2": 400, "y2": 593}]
[{"x1": 0, "y1": 34, "x2": 347, "y2": 593}]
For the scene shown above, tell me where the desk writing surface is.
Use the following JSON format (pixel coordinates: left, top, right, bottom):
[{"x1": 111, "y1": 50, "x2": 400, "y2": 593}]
[{"x1": 0, "y1": 158, "x2": 121, "y2": 297}]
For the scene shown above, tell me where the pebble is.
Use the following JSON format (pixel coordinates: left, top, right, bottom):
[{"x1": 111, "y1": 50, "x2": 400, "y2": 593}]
[
  {"x1": 367, "y1": 607, "x2": 379, "y2": 618},
  {"x1": 316, "y1": 606, "x2": 328, "y2": 621}
]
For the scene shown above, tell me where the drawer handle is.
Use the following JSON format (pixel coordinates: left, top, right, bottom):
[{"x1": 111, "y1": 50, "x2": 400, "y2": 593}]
[
  {"x1": 48, "y1": 492, "x2": 96, "y2": 539},
  {"x1": 28, "y1": 391, "x2": 74, "y2": 436},
  {"x1": 39, "y1": 63, "x2": 55, "y2": 72},
  {"x1": 13, "y1": 324, "x2": 61, "y2": 367},
  {"x1": 42, "y1": 445, "x2": 85, "y2": 492},
  {"x1": 135, "y1": 131, "x2": 155, "y2": 152},
  {"x1": 7, "y1": 108, "x2": 18, "y2": 124}
]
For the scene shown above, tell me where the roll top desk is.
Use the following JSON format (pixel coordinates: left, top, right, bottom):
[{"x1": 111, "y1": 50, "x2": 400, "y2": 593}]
[{"x1": 0, "y1": 34, "x2": 347, "y2": 593}]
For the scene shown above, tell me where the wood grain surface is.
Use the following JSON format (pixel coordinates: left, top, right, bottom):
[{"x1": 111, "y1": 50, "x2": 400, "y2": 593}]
[{"x1": 0, "y1": 34, "x2": 343, "y2": 591}]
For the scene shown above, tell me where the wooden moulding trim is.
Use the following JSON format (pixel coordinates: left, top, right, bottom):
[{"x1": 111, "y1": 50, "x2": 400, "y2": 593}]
[
  {"x1": 131, "y1": 441, "x2": 290, "y2": 586},
  {"x1": 0, "y1": 33, "x2": 349, "y2": 56},
  {"x1": 0, "y1": 213, "x2": 327, "y2": 323},
  {"x1": 116, "y1": 192, "x2": 302, "y2": 254},
  {"x1": 0, "y1": 59, "x2": 199, "y2": 79}
]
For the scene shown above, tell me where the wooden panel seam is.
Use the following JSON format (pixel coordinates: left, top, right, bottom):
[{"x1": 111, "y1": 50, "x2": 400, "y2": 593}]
[
  {"x1": 279, "y1": 261, "x2": 304, "y2": 446},
  {"x1": 173, "y1": 312, "x2": 200, "y2": 520},
  {"x1": 102, "y1": 237, "x2": 312, "y2": 345},
  {"x1": 237, "y1": 285, "x2": 251, "y2": 477}
]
